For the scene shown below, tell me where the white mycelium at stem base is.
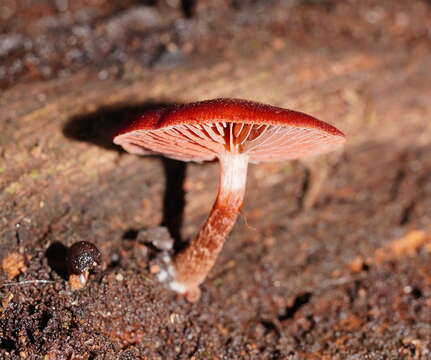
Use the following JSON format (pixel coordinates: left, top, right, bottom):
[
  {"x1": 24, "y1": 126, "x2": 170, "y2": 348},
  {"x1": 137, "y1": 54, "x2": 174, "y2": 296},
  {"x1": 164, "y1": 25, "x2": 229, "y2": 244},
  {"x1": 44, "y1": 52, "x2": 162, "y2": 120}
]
[{"x1": 167, "y1": 152, "x2": 249, "y2": 301}]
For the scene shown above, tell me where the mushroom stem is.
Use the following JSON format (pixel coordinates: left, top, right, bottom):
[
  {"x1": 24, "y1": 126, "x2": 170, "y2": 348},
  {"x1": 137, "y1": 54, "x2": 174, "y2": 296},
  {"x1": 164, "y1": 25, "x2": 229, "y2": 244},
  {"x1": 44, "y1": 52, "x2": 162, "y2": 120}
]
[{"x1": 171, "y1": 152, "x2": 249, "y2": 301}]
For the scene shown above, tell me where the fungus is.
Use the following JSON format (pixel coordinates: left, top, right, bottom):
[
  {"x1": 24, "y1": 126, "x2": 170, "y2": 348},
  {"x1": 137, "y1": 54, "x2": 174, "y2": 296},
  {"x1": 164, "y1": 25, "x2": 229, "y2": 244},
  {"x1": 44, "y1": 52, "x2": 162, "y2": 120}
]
[
  {"x1": 113, "y1": 98, "x2": 345, "y2": 301},
  {"x1": 67, "y1": 241, "x2": 101, "y2": 290}
]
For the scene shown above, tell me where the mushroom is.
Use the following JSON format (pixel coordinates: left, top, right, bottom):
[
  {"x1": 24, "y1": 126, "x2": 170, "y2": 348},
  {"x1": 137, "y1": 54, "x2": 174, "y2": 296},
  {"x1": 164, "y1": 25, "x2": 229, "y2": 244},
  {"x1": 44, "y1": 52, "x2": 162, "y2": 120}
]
[
  {"x1": 67, "y1": 241, "x2": 101, "y2": 290},
  {"x1": 113, "y1": 98, "x2": 345, "y2": 301}
]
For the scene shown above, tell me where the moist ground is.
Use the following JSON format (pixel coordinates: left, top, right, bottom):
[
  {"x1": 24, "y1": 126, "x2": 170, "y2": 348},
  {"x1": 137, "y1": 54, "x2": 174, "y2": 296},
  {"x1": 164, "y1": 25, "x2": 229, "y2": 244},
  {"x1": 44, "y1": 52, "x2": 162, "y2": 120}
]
[{"x1": 1, "y1": 1, "x2": 431, "y2": 358}]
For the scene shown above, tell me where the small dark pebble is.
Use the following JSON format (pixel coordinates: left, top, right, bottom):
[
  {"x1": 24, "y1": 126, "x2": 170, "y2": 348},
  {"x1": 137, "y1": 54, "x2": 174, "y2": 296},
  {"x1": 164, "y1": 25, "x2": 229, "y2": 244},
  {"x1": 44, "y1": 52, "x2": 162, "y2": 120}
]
[{"x1": 67, "y1": 241, "x2": 101, "y2": 275}]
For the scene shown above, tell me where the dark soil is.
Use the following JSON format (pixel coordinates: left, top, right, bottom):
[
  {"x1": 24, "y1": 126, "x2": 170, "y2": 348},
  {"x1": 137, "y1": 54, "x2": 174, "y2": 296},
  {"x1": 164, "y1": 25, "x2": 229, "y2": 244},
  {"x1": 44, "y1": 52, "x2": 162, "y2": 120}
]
[{"x1": 1, "y1": 0, "x2": 431, "y2": 358}]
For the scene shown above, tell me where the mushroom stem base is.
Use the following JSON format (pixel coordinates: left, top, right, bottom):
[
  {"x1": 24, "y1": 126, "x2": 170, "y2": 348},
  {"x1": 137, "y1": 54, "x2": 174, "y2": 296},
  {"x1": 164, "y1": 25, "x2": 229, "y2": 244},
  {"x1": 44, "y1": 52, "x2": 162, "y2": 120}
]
[{"x1": 170, "y1": 152, "x2": 249, "y2": 301}]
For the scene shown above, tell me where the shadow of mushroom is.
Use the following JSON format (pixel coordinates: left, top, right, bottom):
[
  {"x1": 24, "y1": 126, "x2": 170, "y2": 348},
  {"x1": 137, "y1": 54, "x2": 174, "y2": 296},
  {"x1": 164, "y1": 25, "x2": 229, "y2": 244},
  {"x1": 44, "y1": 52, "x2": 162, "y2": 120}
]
[
  {"x1": 62, "y1": 101, "x2": 187, "y2": 248},
  {"x1": 45, "y1": 242, "x2": 69, "y2": 280}
]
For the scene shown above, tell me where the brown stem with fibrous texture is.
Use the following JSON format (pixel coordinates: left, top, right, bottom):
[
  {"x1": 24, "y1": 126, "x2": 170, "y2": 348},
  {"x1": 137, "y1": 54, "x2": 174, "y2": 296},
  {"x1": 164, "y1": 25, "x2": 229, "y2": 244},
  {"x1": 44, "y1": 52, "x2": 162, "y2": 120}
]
[{"x1": 170, "y1": 152, "x2": 249, "y2": 301}]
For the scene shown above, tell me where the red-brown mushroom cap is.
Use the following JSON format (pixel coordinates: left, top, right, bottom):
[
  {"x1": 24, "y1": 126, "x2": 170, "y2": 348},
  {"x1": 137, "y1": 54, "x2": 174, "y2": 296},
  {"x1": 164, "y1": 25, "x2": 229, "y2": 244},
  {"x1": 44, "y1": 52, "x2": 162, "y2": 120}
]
[{"x1": 113, "y1": 98, "x2": 345, "y2": 163}]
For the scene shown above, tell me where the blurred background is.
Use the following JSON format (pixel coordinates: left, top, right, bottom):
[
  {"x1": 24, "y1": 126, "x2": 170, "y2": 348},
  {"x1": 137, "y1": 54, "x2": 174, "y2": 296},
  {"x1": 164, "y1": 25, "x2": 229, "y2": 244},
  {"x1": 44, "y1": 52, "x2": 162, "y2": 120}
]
[
  {"x1": 1, "y1": 0, "x2": 431, "y2": 358},
  {"x1": 2, "y1": 0, "x2": 429, "y2": 89}
]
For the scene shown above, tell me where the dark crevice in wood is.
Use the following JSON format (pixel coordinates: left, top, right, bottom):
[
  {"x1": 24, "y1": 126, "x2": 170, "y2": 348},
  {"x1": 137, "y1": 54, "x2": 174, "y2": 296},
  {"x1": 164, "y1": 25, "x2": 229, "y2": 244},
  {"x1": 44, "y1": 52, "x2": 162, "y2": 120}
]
[{"x1": 278, "y1": 292, "x2": 312, "y2": 321}]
